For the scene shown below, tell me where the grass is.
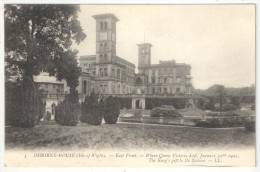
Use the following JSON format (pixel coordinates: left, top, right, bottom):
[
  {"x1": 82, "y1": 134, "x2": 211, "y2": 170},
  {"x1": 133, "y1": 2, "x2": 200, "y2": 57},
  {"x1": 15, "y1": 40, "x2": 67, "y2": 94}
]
[{"x1": 5, "y1": 121, "x2": 255, "y2": 151}]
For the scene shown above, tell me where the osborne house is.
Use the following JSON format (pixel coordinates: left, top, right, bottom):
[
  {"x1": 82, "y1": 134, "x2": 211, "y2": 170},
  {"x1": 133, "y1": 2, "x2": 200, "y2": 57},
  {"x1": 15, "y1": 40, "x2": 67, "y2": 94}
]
[
  {"x1": 35, "y1": 13, "x2": 196, "y2": 113},
  {"x1": 77, "y1": 13, "x2": 193, "y2": 96}
]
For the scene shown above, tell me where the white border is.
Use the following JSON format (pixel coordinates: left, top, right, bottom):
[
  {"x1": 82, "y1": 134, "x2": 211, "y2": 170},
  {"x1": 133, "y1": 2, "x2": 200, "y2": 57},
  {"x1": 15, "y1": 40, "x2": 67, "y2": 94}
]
[{"x1": 0, "y1": 0, "x2": 259, "y2": 172}]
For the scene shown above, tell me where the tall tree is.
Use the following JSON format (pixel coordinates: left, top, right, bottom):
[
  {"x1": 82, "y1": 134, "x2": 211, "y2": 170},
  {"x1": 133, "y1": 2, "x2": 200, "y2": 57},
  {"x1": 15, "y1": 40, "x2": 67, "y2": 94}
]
[
  {"x1": 215, "y1": 85, "x2": 226, "y2": 113},
  {"x1": 5, "y1": 4, "x2": 86, "y2": 90}
]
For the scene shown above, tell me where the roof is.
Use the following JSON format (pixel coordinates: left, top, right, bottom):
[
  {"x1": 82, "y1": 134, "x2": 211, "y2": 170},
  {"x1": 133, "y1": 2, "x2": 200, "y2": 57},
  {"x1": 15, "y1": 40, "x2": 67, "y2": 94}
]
[
  {"x1": 115, "y1": 56, "x2": 135, "y2": 68},
  {"x1": 137, "y1": 43, "x2": 152, "y2": 47},
  {"x1": 92, "y1": 13, "x2": 119, "y2": 22},
  {"x1": 33, "y1": 72, "x2": 63, "y2": 84},
  {"x1": 139, "y1": 63, "x2": 191, "y2": 68},
  {"x1": 79, "y1": 55, "x2": 96, "y2": 60}
]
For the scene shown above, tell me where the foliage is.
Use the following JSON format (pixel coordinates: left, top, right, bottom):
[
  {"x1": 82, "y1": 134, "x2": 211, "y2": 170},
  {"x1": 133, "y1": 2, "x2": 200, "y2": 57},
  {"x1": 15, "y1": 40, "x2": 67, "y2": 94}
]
[
  {"x1": 46, "y1": 111, "x2": 51, "y2": 121},
  {"x1": 5, "y1": 76, "x2": 44, "y2": 127},
  {"x1": 244, "y1": 120, "x2": 255, "y2": 132},
  {"x1": 145, "y1": 98, "x2": 188, "y2": 110},
  {"x1": 117, "y1": 97, "x2": 132, "y2": 109},
  {"x1": 133, "y1": 110, "x2": 142, "y2": 117},
  {"x1": 80, "y1": 91, "x2": 103, "y2": 125},
  {"x1": 222, "y1": 104, "x2": 238, "y2": 111},
  {"x1": 194, "y1": 117, "x2": 244, "y2": 128},
  {"x1": 5, "y1": 4, "x2": 86, "y2": 90},
  {"x1": 103, "y1": 96, "x2": 120, "y2": 124},
  {"x1": 230, "y1": 96, "x2": 241, "y2": 108},
  {"x1": 150, "y1": 105, "x2": 182, "y2": 118},
  {"x1": 55, "y1": 92, "x2": 80, "y2": 126},
  {"x1": 204, "y1": 97, "x2": 215, "y2": 111},
  {"x1": 251, "y1": 104, "x2": 255, "y2": 110}
]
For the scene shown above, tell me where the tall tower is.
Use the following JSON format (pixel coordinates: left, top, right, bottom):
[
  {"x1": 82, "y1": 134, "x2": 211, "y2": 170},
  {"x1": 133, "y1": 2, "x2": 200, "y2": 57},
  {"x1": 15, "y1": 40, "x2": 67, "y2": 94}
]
[
  {"x1": 93, "y1": 13, "x2": 119, "y2": 64},
  {"x1": 137, "y1": 43, "x2": 152, "y2": 67}
]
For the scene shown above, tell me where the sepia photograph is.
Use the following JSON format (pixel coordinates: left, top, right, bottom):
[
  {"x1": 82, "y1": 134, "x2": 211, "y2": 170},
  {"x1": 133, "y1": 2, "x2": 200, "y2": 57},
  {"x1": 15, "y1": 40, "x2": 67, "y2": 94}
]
[{"x1": 2, "y1": 2, "x2": 257, "y2": 168}]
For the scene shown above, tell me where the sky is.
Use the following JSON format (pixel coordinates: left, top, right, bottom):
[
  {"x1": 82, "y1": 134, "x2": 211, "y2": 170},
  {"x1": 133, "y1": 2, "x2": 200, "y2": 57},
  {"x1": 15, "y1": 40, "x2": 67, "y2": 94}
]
[{"x1": 73, "y1": 5, "x2": 255, "y2": 90}]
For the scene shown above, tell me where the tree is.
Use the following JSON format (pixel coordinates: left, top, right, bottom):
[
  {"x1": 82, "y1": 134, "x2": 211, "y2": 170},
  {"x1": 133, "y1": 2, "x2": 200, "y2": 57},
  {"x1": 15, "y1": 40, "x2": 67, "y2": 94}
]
[
  {"x1": 230, "y1": 96, "x2": 241, "y2": 109},
  {"x1": 80, "y1": 91, "x2": 103, "y2": 125},
  {"x1": 215, "y1": 85, "x2": 226, "y2": 114},
  {"x1": 55, "y1": 93, "x2": 80, "y2": 126},
  {"x1": 5, "y1": 4, "x2": 86, "y2": 89},
  {"x1": 103, "y1": 96, "x2": 120, "y2": 124}
]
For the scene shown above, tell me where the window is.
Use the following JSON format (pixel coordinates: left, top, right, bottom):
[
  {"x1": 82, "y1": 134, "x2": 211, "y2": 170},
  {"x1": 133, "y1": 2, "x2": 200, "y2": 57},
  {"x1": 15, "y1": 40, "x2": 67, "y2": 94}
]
[
  {"x1": 112, "y1": 84, "x2": 115, "y2": 93},
  {"x1": 100, "y1": 85, "x2": 103, "y2": 92},
  {"x1": 100, "y1": 68, "x2": 103, "y2": 76},
  {"x1": 112, "y1": 68, "x2": 115, "y2": 77},
  {"x1": 104, "y1": 54, "x2": 107, "y2": 62},
  {"x1": 176, "y1": 77, "x2": 180, "y2": 83},
  {"x1": 104, "y1": 43, "x2": 107, "y2": 51},
  {"x1": 169, "y1": 77, "x2": 172, "y2": 83},
  {"x1": 164, "y1": 77, "x2": 167, "y2": 83},
  {"x1": 164, "y1": 87, "x2": 167, "y2": 93},
  {"x1": 118, "y1": 84, "x2": 120, "y2": 94},
  {"x1": 104, "y1": 68, "x2": 108, "y2": 76},
  {"x1": 93, "y1": 71, "x2": 95, "y2": 76},
  {"x1": 158, "y1": 88, "x2": 161, "y2": 93},
  {"x1": 104, "y1": 22, "x2": 107, "y2": 30},
  {"x1": 100, "y1": 43, "x2": 103, "y2": 52},
  {"x1": 152, "y1": 78, "x2": 155, "y2": 84},
  {"x1": 117, "y1": 69, "x2": 120, "y2": 78},
  {"x1": 53, "y1": 84, "x2": 55, "y2": 89},
  {"x1": 104, "y1": 85, "x2": 107, "y2": 93},
  {"x1": 100, "y1": 22, "x2": 103, "y2": 30},
  {"x1": 152, "y1": 88, "x2": 156, "y2": 94},
  {"x1": 100, "y1": 55, "x2": 103, "y2": 63},
  {"x1": 152, "y1": 70, "x2": 155, "y2": 77}
]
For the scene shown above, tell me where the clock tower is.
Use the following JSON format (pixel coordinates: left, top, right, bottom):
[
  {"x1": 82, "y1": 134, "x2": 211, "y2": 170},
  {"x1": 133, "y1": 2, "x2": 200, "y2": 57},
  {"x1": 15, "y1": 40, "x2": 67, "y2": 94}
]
[
  {"x1": 137, "y1": 43, "x2": 152, "y2": 67},
  {"x1": 92, "y1": 13, "x2": 119, "y2": 64}
]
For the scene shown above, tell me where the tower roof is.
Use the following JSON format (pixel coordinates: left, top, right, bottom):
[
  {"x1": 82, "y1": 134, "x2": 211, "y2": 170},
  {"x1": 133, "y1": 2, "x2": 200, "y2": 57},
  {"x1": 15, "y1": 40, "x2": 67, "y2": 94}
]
[
  {"x1": 92, "y1": 13, "x2": 119, "y2": 22},
  {"x1": 137, "y1": 43, "x2": 152, "y2": 47}
]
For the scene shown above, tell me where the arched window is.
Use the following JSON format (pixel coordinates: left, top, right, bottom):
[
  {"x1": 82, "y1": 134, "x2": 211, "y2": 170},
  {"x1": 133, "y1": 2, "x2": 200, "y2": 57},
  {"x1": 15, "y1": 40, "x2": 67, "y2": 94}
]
[
  {"x1": 136, "y1": 77, "x2": 142, "y2": 84},
  {"x1": 100, "y1": 43, "x2": 103, "y2": 52},
  {"x1": 104, "y1": 54, "x2": 107, "y2": 62},
  {"x1": 100, "y1": 22, "x2": 103, "y2": 30},
  {"x1": 164, "y1": 77, "x2": 167, "y2": 83},
  {"x1": 104, "y1": 22, "x2": 107, "y2": 30},
  {"x1": 100, "y1": 68, "x2": 103, "y2": 76},
  {"x1": 104, "y1": 43, "x2": 107, "y2": 51},
  {"x1": 118, "y1": 84, "x2": 120, "y2": 94},
  {"x1": 104, "y1": 68, "x2": 108, "y2": 76},
  {"x1": 100, "y1": 55, "x2": 103, "y2": 63}
]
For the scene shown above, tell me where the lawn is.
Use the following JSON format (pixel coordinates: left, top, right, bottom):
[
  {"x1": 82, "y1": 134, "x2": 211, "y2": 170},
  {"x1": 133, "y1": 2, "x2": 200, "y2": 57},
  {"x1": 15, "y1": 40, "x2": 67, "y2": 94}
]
[{"x1": 5, "y1": 121, "x2": 255, "y2": 151}]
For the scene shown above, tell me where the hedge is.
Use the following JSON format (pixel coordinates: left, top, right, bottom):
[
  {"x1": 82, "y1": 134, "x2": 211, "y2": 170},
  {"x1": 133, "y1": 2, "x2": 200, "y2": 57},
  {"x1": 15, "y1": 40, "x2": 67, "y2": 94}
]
[
  {"x1": 150, "y1": 105, "x2": 182, "y2": 118},
  {"x1": 146, "y1": 98, "x2": 188, "y2": 110}
]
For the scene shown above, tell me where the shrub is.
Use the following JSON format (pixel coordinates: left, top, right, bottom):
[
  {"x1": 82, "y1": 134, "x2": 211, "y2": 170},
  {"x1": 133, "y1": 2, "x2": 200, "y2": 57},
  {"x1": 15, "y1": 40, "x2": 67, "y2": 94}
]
[
  {"x1": 133, "y1": 110, "x2": 142, "y2": 117},
  {"x1": 244, "y1": 118, "x2": 255, "y2": 132},
  {"x1": 150, "y1": 105, "x2": 182, "y2": 118},
  {"x1": 55, "y1": 92, "x2": 80, "y2": 126},
  {"x1": 80, "y1": 91, "x2": 103, "y2": 125},
  {"x1": 46, "y1": 111, "x2": 51, "y2": 121},
  {"x1": 251, "y1": 104, "x2": 255, "y2": 110},
  {"x1": 103, "y1": 96, "x2": 120, "y2": 124},
  {"x1": 222, "y1": 104, "x2": 237, "y2": 111},
  {"x1": 145, "y1": 98, "x2": 189, "y2": 110},
  {"x1": 5, "y1": 77, "x2": 44, "y2": 127},
  {"x1": 194, "y1": 117, "x2": 243, "y2": 128}
]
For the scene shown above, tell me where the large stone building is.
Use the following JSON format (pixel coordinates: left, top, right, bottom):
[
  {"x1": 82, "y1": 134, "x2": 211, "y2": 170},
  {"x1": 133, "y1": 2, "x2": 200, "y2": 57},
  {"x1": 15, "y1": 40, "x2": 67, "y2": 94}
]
[{"x1": 76, "y1": 13, "x2": 193, "y2": 96}]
